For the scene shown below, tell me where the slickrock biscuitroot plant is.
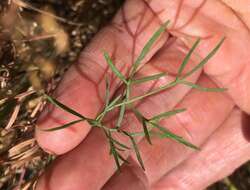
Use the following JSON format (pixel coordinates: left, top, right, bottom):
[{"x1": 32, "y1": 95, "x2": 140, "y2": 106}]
[{"x1": 42, "y1": 21, "x2": 226, "y2": 170}]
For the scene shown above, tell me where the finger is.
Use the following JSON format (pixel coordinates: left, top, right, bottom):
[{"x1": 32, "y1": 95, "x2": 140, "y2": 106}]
[
  {"x1": 102, "y1": 74, "x2": 234, "y2": 190},
  {"x1": 35, "y1": 0, "x2": 168, "y2": 155},
  {"x1": 146, "y1": 0, "x2": 250, "y2": 113},
  {"x1": 152, "y1": 108, "x2": 250, "y2": 190}
]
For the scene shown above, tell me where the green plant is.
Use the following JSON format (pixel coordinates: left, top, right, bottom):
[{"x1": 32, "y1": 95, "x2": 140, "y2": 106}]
[{"x1": 41, "y1": 21, "x2": 225, "y2": 170}]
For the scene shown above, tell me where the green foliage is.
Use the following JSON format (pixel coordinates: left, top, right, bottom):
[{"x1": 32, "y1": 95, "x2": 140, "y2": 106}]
[{"x1": 43, "y1": 21, "x2": 225, "y2": 171}]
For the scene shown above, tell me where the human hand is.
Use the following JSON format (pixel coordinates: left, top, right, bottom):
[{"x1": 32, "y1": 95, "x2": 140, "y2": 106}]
[{"x1": 35, "y1": 0, "x2": 250, "y2": 189}]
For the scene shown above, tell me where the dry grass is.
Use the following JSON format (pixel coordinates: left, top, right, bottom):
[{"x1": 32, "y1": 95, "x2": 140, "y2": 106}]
[{"x1": 0, "y1": 0, "x2": 123, "y2": 189}]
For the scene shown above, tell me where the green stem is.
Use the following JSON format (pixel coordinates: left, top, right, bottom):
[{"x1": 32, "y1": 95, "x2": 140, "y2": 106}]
[{"x1": 108, "y1": 80, "x2": 179, "y2": 111}]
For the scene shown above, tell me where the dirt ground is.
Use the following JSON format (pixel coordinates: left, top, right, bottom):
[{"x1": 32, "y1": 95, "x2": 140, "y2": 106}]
[{"x1": 0, "y1": 0, "x2": 249, "y2": 189}]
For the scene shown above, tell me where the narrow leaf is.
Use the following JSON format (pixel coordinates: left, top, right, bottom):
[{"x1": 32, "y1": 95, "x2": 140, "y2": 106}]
[
  {"x1": 183, "y1": 37, "x2": 226, "y2": 79},
  {"x1": 108, "y1": 95, "x2": 122, "y2": 108},
  {"x1": 130, "y1": 131, "x2": 150, "y2": 137},
  {"x1": 114, "y1": 146, "x2": 126, "y2": 152},
  {"x1": 105, "y1": 77, "x2": 111, "y2": 107},
  {"x1": 181, "y1": 81, "x2": 227, "y2": 92},
  {"x1": 150, "y1": 122, "x2": 199, "y2": 150},
  {"x1": 176, "y1": 38, "x2": 201, "y2": 79},
  {"x1": 45, "y1": 94, "x2": 87, "y2": 120},
  {"x1": 130, "y1": 136, "x2": 145, "y2": 170},
  {"x1": 142, "y1": 120, "x2": 152, "y2": 145},
  {"x1": 103, "y1": 130, "x2": 113, "y2": 155},
  {"x1": 132, "y1": 108, "x2": 144, "y2": 121},
  {"x1": 106, "y1": 130, "x2": 121, "y2": 170},
  {"x1": 104, "y1": 52, "x2": 128, "y2": 85},
  {"x1": 150, "y1": 108, "x2": 186, "y2": 122},
  {"x1": 110, "y1": 142, "x2": 121, "y2": 170},
  {"x1": 112, "y1": 137, "x2": 130, "y2": 150},
  {"x1": 132, "y1": 108, "x2": 152, "y2": 145},
  {"x1": 97, "y1": 95, "x2": 122, "y2": 122},
  {"x1": 123, "y1": 131, "x2": 145, "y2": 170},
  {"x1": 107, "y1": 80, "x2": 179, "y2": 112},
  {"x1": 131, "y1": 20, "x2": 170, "y2": 76},
  {"x1": 116, "y1": 103, "x2": 126, "y2": 128},
  {"x1": 132, "y1": 72, "x2": 166, "y2": 84},
  {"x1": 117, "y1": 153, "x2": 129, "y2": 164},
  {"x1": 117, "y1": 86, "x2": 130, "y2": 128},
  {"x1": 41, "y1": 119, "x2": 84, "y2": 132}
]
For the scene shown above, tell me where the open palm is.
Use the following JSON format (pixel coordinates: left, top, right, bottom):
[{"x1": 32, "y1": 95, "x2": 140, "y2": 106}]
[{"x1": 36, "y1": 0, "x2": 250, "y2": 189}]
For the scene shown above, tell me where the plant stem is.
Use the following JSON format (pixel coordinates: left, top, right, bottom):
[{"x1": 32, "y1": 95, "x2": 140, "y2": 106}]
[{"x1": 108, "y1": 80, "x2": 179, "y2": 111}]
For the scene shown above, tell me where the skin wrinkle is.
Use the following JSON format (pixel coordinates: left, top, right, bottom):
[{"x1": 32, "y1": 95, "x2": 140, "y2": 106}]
[
  {"x1": 137, "y1": 9, "x2": 165, "y2": 37},
  {"x1": 121, "y1": 0, "x2": 151, "y2": 66},
  {"x1": 136, "y1": 8, "x2": 165, "y2": 39},
  {"x1": 171, "y1": 0, "x2": 184, "y2": 28},
  {"x1": 144, "y1": 0, "x2": 197, "y2": 30},
  {"x1": 118, "y1": 0, "x2": 166, "y2": 51},
  {"x1": 75, "y1": 54, "x2": 105, "y2": 84},
  {"x1": 77, "y1": 29, "x2": 127, "y2": 89},
  {"x1": 79, "y1": 32, "x2": 116, "y2": 73},
  {"x1": 183, "y1": 1, "x2": 242, "y2": 32},
  {"x1": 143, "y1": 0, "x2": 164, "y2": 27},
  {"x1": 174, "y1": 0, "x2": 208, "y2": 31},
  {"x1": 72, "y1": 63, "x2": 106, "y2": 108}
]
